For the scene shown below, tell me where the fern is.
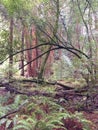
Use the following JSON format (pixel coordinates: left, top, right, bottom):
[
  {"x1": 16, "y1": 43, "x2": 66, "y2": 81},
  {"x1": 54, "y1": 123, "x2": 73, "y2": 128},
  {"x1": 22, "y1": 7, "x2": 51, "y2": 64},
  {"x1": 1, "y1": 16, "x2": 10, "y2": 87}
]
[
  {"x1": 0, "y1": 118, "x2": 7, "y2": 125},
  {"x1": 13, "y1": 125, "x2": 31, "y2": 130},
  {"x1": 67, "y1": 112, "x2": 91, "y2": 130},
  {"x1": 14, "y1": 119, "x2": 33, "y2": 130},
  {"x1": 12, "y1": 95, "x2": 90, "y2": 130},
  {"x1": 0, "y1": 104, "x2": 9, "y2": 116},
  {"x1": 14, "y1": 95, "x2": 21, "y2": 105}
]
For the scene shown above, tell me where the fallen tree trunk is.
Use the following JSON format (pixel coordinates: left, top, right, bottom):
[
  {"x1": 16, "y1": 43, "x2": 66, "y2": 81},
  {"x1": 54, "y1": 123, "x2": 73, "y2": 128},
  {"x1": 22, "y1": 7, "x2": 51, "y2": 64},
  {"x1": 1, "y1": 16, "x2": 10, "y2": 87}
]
[
  {"x1": 0, "y1": 78, "x2": 75, "y2": 90},
  {"x1": 16, "y1": 79, "x2": 74, "y2": 90},
  {"x1": 0, "y1": 81, "x2": 85, "y2": 98}
]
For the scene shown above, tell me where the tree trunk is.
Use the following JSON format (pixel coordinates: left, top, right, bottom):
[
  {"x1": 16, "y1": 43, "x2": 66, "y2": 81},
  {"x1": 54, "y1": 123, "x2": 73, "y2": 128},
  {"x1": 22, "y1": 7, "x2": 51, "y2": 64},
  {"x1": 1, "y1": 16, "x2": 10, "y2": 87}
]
[
  {"x1": 9, "y1": 18, "x2": 13, "y2": 79},
  {"x1": 31, "y1": 25, "x2": 38, "y2": 77},
  {"x1": 20, "y1": 27, "x2": 25, "y2": 76},
  {"x1": 24, "y1": 26, "x2": 33, "y2": 77},
  {"x1": 38, "y1": 45, "x2": 52, "y2": 80},
  {"x1": 44, "y1": 49, "x2": 54, "y2": 78}
]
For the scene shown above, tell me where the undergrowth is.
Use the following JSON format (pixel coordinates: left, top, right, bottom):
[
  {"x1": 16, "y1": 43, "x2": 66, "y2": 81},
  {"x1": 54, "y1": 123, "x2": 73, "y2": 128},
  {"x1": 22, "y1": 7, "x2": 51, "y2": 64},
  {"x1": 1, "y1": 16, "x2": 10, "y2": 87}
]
[{"x1": 0, "y1": 88, "x2": 91, "y2": 130}]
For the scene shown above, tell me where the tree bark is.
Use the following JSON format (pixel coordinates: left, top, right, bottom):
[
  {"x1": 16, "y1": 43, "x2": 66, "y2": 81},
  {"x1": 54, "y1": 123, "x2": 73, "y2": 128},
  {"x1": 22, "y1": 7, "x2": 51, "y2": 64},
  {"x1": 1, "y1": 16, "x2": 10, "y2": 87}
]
[
  {"x1": 20, "y1": 27, "x2": 25, "y2": 76},
  {"x1": 31, "y1": 25, "x2": 38, "y2": 77},
  {"x1": 24, "y1": 26, "x2": 33, "y2": 77},
  {"x1": 9, "y1": 18, "x2": 13, "y2": 79}
]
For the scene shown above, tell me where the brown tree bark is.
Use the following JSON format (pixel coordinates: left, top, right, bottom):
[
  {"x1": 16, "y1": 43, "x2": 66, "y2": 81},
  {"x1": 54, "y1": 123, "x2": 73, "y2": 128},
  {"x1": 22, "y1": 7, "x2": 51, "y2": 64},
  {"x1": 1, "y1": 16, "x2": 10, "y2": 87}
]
[
  {"x1": 24, "y1": 26, "x2": 33, "y2": 77},
  {"x1": 31, "y1": 25, "x2": 38, "y2": 77},
  {"x1": 9, "y1": 18, "x2": 13, "y2": 79},
  {"x1": 20, "y1": 27, "x2": 25, "y2": 76}
]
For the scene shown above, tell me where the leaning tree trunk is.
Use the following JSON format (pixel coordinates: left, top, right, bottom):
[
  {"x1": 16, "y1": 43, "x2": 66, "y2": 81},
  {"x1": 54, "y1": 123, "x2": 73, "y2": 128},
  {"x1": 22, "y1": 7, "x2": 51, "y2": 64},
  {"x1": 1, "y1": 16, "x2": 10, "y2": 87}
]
[
  {"x1": 9, "y1": 18, "x2": 13, "y2": 79},
  {"x1": 38, "y1": 46, "x2": 51, "y2": 80},
  {"x1": 45, "y1": 50, "x2": 54, "y2": 78}
]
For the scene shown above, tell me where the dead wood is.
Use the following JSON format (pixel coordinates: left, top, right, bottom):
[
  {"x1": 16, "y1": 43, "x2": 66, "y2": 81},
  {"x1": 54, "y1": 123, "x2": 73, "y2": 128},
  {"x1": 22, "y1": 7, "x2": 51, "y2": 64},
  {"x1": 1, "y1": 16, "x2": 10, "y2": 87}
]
[{"x1": 16, "y1": 79, "x2": 74, "y2": 90}]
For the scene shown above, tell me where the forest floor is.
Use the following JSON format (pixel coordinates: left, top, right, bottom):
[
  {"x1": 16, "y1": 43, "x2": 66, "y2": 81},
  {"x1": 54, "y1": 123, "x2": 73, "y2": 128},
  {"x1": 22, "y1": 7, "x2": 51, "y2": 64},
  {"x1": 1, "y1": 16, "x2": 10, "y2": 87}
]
[
  {"x1": 55, "y1": 80, "x2": 98, "y2": 130},
  {"x1": 0, "y1": 78, "x2": 98, "y2": 130}
]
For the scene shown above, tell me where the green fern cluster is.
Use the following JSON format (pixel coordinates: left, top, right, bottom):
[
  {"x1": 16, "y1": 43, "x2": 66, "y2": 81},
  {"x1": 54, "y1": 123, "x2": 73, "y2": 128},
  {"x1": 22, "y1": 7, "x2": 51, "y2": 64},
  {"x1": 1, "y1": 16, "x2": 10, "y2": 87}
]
[
  {"x1": 0, "y1": 94, "x2": 23, "y2": 129},
  {"x1": 13, "y1": 96, "x2": 90, "y2": 130},
  {"x1": 0, "y1": 93, "x2": 90, "y2": 130}
]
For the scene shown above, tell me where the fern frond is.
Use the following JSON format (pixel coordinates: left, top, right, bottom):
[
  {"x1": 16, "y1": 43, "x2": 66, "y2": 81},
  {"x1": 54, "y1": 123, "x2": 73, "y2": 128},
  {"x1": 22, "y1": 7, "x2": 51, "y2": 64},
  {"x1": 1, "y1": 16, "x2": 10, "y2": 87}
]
[
  {"x1": 13, "y1": 124, "x2": 31, "y2": 130},
  {"x1": 16, "y1": 120, "x2": 33, "y2": 129}
]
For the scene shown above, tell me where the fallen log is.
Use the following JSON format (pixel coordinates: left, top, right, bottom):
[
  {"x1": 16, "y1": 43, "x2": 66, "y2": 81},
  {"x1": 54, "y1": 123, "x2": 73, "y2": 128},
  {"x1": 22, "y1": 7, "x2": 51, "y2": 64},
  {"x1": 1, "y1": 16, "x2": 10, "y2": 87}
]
[
  {"x1": 0, "y1": 80, "x2": 90, "y2": 101},
  {"x1": 0, "y1": 82, "x2": 54, "y2": 97},
  {"x1": 16, "y1": 79, "x2": 74, "y2": 90},
  {"x1": 0, "y1": 80, "x2": 84, "y2": 98},
  {"x1": 56, "y1": 82, "x2": 74, "y2": 90}
]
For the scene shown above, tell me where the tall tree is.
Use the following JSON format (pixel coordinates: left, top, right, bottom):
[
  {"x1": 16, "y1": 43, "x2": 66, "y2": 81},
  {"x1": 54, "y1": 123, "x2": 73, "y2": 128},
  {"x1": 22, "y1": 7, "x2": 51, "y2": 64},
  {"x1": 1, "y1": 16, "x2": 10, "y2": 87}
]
[
  {"x1": 31, "y1": 25, "x2": 38, "y2": 77},
  {"x1": 20, "y1": 27, "x2": 25, "y2": 76},
  {"x1": 8, "y1": 18, "x2": 13, "y2": 78}
]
